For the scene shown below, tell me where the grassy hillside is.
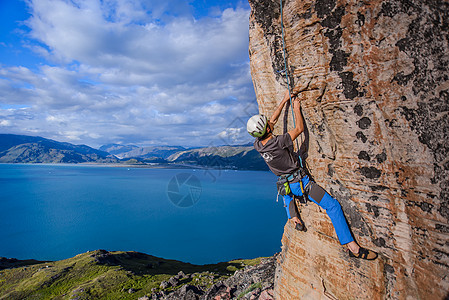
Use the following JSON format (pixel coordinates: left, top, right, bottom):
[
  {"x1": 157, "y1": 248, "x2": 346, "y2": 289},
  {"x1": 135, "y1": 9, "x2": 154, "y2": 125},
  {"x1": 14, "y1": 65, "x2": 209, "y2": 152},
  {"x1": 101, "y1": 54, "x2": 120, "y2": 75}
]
[{"x1": 0, "y1": 250, "x2": 264, "y2": 300}]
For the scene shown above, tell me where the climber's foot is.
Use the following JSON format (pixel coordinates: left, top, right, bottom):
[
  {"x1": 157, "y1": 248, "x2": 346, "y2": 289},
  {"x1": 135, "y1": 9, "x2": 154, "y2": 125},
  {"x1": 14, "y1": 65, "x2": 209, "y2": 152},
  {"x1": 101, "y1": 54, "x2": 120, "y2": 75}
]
[
  {"x1": 295, "y1": 223, "x2": 307, "y2": 232},
  {"x1": 295, "y1": 222, "x2": 307, "y2": 232},
  {"x1": 291, "y1": 217, "x2": 306, "y2": 232},
  {"x1": 349, "y1": 247, "x2": 378, "y2": 260}
]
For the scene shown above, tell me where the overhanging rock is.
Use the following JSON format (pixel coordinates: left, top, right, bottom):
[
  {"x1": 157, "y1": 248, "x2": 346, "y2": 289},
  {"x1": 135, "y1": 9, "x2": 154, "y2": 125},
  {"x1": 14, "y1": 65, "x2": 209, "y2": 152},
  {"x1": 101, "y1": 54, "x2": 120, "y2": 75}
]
[{"x1": 248, "y1": 0, "x2": 449, "y2": 298}]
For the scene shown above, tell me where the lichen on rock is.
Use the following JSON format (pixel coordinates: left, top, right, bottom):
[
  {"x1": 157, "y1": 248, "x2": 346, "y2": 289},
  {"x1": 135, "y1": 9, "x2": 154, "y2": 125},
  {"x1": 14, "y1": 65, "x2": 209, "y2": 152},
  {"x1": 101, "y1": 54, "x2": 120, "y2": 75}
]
[{"x1": 248, "y1": 0, "x2": 449, "y2": 299}]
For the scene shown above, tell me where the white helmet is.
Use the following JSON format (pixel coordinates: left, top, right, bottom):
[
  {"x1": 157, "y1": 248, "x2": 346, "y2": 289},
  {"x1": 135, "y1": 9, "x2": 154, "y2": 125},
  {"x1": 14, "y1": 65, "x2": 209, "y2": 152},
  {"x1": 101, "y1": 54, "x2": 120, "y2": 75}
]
[{"x1": 247, "y1": 114, "x2": 268, "y2": 138}]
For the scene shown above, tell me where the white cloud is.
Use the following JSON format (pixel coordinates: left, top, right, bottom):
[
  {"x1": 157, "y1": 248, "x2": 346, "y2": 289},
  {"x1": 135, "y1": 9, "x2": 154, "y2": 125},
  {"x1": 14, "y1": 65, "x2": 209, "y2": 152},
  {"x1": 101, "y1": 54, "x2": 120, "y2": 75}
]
[
  {"x1": 0, "y1": 120, "x2": 12, "y2": 126},
  {"x1": 61, "y1": 130, "x2": 85, "y2": 141},
  {"x1": 0, "y1": 0, "x2": 256, "y2": 147},
  {"x1": 218, "y1": 127, "x2": 242, "y2": 141}
]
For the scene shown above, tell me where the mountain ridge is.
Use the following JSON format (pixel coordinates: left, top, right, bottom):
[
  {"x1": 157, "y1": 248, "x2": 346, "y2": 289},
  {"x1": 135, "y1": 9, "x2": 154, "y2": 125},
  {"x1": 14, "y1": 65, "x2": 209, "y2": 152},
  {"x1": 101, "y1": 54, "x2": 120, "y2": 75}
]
[
  {"x1": 0, "y1": 134, "x2": 118, "y2": 164},
  {"x1": 0, "y1": 134, "x2": 267, "y2": 171}
]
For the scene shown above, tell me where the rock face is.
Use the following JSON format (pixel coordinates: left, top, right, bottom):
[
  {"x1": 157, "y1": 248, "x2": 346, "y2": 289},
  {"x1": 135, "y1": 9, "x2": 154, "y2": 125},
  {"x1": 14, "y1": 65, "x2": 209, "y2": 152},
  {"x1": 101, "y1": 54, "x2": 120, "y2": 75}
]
[
  {"x1": 159, "y1": 256, "x2": 277, "y2": 300},
  {"x1": 248, "y1": 0, "x2": 449, "y2": 299}
]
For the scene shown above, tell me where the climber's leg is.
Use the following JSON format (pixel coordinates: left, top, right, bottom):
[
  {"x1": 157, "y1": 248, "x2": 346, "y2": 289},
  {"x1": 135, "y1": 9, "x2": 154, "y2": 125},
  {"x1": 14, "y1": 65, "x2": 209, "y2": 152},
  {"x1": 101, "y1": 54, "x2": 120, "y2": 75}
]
[
  {"x1": 306, "y1": 182, "x2": 354, "y2": 245},
  {"x1": 286, "y1": 182, "x2": 306, "y2": 231},
  {"x1": 283, "y1": 191, "x2": 299, "y2": 220}
]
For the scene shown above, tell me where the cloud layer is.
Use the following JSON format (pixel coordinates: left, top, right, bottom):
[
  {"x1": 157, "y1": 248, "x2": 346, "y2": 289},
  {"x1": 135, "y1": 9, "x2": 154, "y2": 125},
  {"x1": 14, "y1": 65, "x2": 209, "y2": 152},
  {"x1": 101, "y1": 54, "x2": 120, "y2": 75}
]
[{"x1": 0, "y1": 0, "x2": 257, "y2": 147}]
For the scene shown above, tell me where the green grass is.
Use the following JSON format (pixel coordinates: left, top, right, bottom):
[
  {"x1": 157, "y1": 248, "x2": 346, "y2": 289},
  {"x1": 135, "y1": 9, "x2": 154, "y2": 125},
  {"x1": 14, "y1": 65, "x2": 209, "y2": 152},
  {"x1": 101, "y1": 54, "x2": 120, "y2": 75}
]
[
  {"x1": 0, "y1": 250, "x2": 266, "y2": 300},
  {"x1": 229, "y1": 257, "x2": 263, "y2": 267},
  {"x1": 237, "y1": 282, "x2": 263, "y2": 299}
]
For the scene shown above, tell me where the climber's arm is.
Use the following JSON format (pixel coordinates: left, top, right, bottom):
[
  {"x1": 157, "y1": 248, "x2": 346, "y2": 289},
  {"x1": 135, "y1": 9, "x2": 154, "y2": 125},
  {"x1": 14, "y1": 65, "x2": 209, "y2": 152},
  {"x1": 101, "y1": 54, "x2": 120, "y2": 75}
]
[
  {"x1": 269, "y1": 90, "x2": 292, "y2": 125},
  {"x1": 287, "y1": 97, "x2": 304, "y2": 141}
]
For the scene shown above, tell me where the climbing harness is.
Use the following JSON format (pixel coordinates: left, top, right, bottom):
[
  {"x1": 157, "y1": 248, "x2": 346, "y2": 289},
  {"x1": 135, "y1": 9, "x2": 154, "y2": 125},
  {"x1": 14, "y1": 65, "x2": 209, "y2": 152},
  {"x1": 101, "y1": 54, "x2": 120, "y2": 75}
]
[{"x1": 276, "y1": 176, "x2": 291, "y2": 196}]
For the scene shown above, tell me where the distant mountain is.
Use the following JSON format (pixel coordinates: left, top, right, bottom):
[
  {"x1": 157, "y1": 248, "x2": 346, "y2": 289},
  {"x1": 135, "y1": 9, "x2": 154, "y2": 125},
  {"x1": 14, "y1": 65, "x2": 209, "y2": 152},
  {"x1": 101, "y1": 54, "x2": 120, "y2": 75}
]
[
  {"x1": 0, "y1": 134, "x2": 118, "y2": 163},
  {"x1": 0, "y1": 134, "x2": 267, "y2": 170},
  {"x1": 98, "y1": 144, "x2": 140, "y2": 157},
  {"x1": 167, "y1": 145, "x2": 269, "y2": 171},
  {"x1": 99, "y1": 144, "x2": 185, "y2": 159},
  {"x1": 99, "y1": 143, "x2": 268, "y2": 171}
]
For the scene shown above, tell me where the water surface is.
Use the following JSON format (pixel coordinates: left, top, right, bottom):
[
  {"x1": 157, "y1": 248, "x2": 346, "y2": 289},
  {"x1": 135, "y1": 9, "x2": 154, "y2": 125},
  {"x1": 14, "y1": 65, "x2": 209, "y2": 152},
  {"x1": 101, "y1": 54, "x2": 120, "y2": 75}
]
[{"x1": 0, "y1": 164, "x2": 285, "y2": 264}]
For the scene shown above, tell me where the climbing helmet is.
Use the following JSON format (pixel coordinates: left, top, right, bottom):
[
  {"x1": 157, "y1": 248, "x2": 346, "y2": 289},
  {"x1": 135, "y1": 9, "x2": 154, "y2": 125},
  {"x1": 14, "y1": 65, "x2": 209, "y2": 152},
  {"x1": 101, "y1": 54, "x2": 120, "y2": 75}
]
[{"x1": 247, "y1": 114, "x2": 268, "y2": 138}]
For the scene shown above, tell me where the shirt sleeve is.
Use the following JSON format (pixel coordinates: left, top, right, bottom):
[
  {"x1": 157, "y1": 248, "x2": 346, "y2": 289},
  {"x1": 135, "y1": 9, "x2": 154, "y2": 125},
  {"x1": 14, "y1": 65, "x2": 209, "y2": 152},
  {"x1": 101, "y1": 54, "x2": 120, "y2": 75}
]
[{"x1": 278, "y1": 132, "x2": 294, "y2": 149}]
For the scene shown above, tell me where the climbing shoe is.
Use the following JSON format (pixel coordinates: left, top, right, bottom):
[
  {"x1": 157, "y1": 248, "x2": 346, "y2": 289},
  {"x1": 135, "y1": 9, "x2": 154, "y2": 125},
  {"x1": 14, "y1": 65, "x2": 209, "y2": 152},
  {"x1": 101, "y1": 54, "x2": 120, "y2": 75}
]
[
  {"x1": 349, "y1": 247, "x2": 378, "y2": 260},
  {"x1": 295, "y1": 222, "x2": 307, "y2": 232}
]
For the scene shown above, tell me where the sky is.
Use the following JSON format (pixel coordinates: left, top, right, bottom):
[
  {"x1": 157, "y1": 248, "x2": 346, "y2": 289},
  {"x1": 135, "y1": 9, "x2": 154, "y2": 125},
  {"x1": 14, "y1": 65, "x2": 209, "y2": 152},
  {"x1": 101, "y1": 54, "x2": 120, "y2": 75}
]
[{"x1": 0, "y1": 0, "x2": 258, "y2": 148}]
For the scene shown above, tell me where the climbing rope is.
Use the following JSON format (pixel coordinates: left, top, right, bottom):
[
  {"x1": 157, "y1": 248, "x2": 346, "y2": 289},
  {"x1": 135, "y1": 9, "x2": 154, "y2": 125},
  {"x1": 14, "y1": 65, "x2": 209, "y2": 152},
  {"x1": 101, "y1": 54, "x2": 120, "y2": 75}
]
[{"x1": 279, "y1": 0, "x2": 304, "y2": 168}]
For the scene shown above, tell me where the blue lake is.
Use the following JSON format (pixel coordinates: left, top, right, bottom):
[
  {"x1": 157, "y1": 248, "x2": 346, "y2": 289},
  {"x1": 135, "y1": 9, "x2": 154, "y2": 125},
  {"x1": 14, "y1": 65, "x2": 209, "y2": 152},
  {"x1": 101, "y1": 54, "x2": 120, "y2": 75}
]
[{"x1": 0, "y1": 164, "x2": 286, "y2": 265}]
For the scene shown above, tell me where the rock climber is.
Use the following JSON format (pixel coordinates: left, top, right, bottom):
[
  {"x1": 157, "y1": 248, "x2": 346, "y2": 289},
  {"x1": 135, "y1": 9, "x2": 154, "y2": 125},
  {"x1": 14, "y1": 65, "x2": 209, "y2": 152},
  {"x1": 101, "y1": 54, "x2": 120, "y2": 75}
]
[{"x1": 247, "y1": 90, "x2": 378, "y2": 260}]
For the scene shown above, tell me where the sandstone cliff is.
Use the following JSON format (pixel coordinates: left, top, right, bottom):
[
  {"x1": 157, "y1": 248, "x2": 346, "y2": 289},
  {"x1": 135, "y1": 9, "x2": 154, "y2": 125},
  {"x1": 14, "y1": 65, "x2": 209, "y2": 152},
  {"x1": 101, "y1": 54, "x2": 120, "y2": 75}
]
[{"x1": 248, "y1": 0, "x2": 449, "y2": 299}]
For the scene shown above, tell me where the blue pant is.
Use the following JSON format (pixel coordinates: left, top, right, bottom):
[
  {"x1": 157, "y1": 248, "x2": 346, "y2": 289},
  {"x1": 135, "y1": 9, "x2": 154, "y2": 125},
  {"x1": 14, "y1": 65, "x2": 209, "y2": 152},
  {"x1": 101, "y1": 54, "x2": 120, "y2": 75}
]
[{"x1": 283, "y1": 176, "x2": 354, "y2": 245}]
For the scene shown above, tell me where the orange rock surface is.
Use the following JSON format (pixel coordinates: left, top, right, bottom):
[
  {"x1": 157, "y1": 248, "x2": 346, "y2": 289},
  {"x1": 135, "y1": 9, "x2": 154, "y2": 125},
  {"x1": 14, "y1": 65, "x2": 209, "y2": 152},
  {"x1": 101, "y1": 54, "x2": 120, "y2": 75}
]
[{"x1": 248, "y1": 0, "x2": 449, "y2": 299}]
